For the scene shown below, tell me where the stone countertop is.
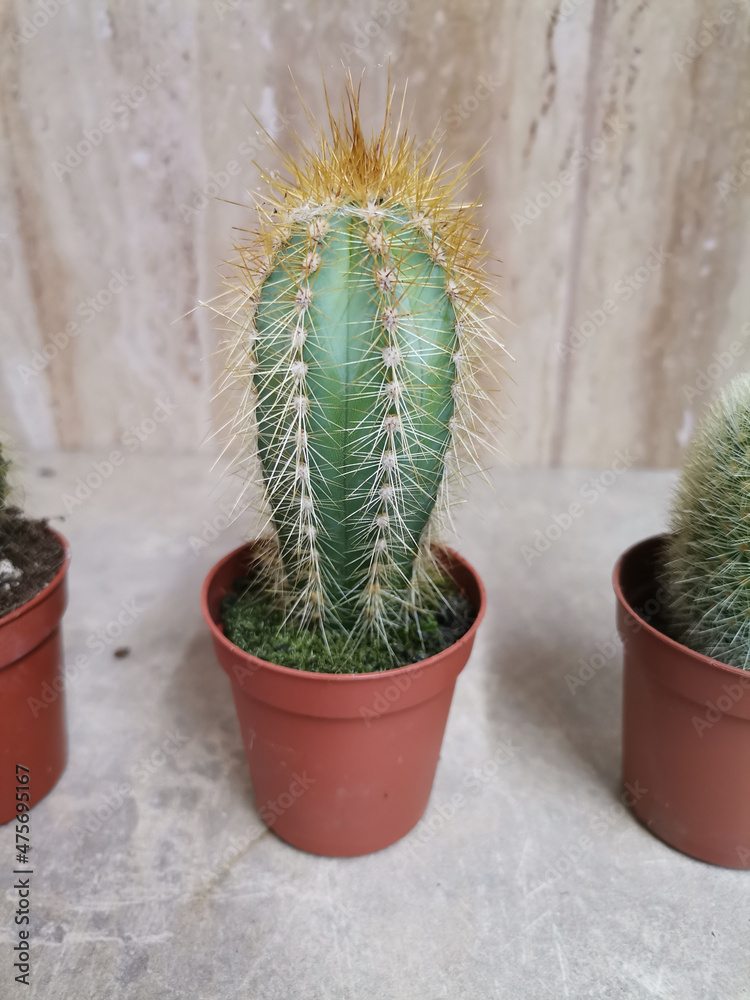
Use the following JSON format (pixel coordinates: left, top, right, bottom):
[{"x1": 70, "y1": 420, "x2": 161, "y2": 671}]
[{"x1": 1, "y1": 454, "x2": 748, "y2": 1000}]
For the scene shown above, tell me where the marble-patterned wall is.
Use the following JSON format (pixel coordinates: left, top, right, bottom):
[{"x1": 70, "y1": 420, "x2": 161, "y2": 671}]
[{"x1": 1, "y1": 0, "x2": 748, "y2": 466}]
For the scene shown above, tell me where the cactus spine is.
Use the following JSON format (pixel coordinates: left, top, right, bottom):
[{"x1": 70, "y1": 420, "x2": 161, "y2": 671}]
[
  {"x1": 221, "y1": 78, "x2": 502, "y2": 641},
  {"x1": 664, "y1": 374, "x2": 750, "y2": 669}
]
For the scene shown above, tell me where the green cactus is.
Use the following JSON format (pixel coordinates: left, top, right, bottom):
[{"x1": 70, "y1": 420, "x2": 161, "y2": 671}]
[
  {"x1": 0, "y1": 443, "x2": 8, "y2": 510},
  {"x1": 221, "y1": 78, "x2": 502, "y2": 642},
  {"x1": 664, "y1": 374, "x2": 750, "y2": 669}
]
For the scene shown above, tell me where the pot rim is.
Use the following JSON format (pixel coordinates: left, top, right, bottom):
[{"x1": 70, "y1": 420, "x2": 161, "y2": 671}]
[
  {"x1": 201, "y1": 541, "x2": 487, "y2": 684},
  {"x1": 0, "y1": 526, "x2": 69, "y2": 630},
  {"x1": 613, "y1": 533, "x2": 750, "y2": 680}
]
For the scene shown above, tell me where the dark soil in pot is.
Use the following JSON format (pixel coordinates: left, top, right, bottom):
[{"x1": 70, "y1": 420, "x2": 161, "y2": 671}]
[{"x1": 0, "y1": 509, "x2": 64, "y2": 616}]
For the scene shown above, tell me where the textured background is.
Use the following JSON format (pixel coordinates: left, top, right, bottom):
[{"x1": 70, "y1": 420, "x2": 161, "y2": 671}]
[{"x1": 1, "y1": 0, "x2": 749, "y2": 466}]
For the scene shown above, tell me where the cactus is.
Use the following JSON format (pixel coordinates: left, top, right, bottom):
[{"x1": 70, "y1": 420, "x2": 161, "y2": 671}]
[
  {"x1": 220, "y1": 77, "x2": 502, "y2": 643},
  {"x1": 664, "y1": 374, "x2": 750, "y2": 669},
  {"x1": 0, "y1": 443, "x2": 8, "y2": 510}
]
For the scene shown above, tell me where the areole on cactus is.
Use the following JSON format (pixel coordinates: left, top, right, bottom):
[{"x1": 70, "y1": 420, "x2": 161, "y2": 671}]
[{"x1": 218, "y1": 75, "x2": 503, "y2": 643}]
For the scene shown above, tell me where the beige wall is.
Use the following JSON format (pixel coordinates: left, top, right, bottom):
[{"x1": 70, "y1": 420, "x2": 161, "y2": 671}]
[{"x1": 1, "y1": 0, "x2": 749, "y2": 466}]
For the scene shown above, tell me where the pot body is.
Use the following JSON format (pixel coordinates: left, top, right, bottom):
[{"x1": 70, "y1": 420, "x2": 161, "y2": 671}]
[
  {"x1": 202, "y1": 544, "x2": 486, "y2": 857},
  {"x1": 0, "y1": 530, "x2": 69, "y2": 826},
  {"x1": 614, "y1": 535, "x2": 750, "y2": 868}
]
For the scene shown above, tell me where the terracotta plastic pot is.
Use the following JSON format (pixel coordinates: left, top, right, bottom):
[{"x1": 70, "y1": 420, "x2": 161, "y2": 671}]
[
  {"x1": 202, "y1": 542, "x2": 486, "y2": 857},
  {"x1": 0, "y1": 530, "x2": 69, "y2": 826},
  {"x1": 614, "y1": 534, "x2": 750, "y2": 869}
]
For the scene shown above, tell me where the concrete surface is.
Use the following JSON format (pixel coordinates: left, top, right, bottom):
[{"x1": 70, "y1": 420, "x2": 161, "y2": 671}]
[{"x1": 1, "y1": 454, "x2": 748, "y2": 999}]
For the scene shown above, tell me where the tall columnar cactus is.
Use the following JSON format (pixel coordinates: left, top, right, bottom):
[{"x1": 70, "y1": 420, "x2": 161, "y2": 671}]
[
  {"x1": 664, "y1": 374, "x2": 750, "y2": 669},
  {"x1": 222, "y1": 78, "x2": 502, "y2": 640}
]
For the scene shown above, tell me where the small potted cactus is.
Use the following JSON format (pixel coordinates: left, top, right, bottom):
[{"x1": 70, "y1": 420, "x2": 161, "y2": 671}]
[
  {"x1": 201, "y1": 78, "x2": 500, "y2": 856},
  {"x1": 0, "y1": 444, "x2": 69, "y2": 825},
  {"x1": 614, "y1": 374, "x2": 750, "y2": 868}
]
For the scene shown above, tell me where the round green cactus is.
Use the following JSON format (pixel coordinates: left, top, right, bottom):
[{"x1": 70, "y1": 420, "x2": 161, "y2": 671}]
[
  {"x1": 221, "y1": 78, "x2": 502, "y2": 641},
  {"x1": 664, "y1": 374, "x2": 750, "y2": 668}
]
